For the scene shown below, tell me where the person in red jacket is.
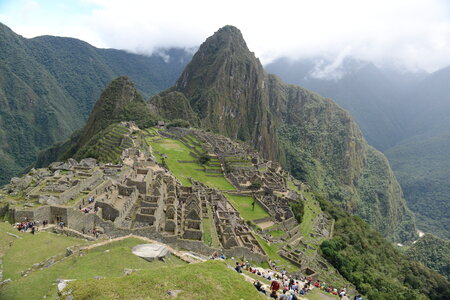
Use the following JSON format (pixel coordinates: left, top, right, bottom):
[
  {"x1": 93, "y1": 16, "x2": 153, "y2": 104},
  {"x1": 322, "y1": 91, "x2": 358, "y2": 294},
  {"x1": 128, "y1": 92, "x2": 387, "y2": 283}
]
[{"x1": 271, "y1": 280, "x2": 280, "y2": 292}]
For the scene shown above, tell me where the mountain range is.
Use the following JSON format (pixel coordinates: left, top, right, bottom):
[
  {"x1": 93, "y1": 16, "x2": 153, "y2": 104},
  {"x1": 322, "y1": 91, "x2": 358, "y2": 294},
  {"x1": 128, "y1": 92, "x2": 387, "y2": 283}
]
[
  {"x1": 42, "y1": 25, "x2": 417, "y2": 243},
  {"x1": 0, "y1": 22, "x2": 190, "y2": 185},
  {"x1": 1, "y1": 22, "x2": 449, "y2": 296},
  {"x1": 266, "y1": 58, "x2": 450, "y2": 239},
  {"x1": 2, "y1": 20, "x2": 447, "y2": 240}
]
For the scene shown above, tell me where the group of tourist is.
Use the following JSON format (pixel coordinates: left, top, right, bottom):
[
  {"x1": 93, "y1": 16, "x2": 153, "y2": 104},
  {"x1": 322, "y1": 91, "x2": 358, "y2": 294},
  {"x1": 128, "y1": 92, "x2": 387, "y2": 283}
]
[
  {"x1": 15, "y1": 220, "x2": 38, "y2": 234},
  {"x1": 313, "y1": 280, "x2": 348, "y2": 298},
  {"x1": 14, "y1": 219, "x2": 50, "y2": 235},
  {"x1": 227, "y1": 258, "x2": 355, "y2": 299},
  {"x1": 78, "y1": 197, "x2": 99, "y2": 214}
]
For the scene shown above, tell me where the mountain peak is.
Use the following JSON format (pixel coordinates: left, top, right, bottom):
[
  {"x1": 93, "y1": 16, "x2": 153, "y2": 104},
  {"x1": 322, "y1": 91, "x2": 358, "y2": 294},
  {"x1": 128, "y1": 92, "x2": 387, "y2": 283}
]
[
  {"x1": 174, "y1": 25, "x2": 263, "y2": 103},
  {"x1": 214, "y1": 25, "x2": 244, "y2": 39},
  {"x1": 204, "y1": 25, "x2": 248, "y2": 52},
  {"x1": 77, "y1": 76, "x2": 143, "y2": 147}
]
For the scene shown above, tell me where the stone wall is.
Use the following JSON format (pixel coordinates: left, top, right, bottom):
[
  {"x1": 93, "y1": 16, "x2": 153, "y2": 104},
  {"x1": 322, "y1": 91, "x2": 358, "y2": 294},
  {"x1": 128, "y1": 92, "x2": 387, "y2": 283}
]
[
  {"x1": 280, "y1": 217, "x2": 297, "y2": 231},
  {"x1": 59, "y1": 170, "x2": 102, "y2": 202},
  {"x1": 126, "y1": 179, "x2": 147, "y2": 194},
  {"x1": 13, "y1": 209, "x2": 35, "y2": 222},
  {"x1": 33, "y1": 206, "x2": 51, "y2": 221},
  {"x1": 96, "y1": 202, "x2": 119, "y2": 222},
  {"x1": 74, "y1": 179, "x2": 113, "y2": 208}
]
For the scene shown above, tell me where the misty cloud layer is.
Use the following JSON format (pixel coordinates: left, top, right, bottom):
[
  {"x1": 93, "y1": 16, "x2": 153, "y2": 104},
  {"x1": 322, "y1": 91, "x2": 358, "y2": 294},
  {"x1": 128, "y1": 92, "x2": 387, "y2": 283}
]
[{"x1": 1, "y1": 0, "x2": 450, "y2": 72}]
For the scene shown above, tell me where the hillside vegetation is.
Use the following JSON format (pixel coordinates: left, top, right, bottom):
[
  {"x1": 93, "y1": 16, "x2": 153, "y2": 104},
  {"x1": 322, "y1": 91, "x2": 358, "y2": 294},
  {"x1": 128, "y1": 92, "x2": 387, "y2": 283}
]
[
  {"x1": 405, "y1": 234, "x2": 450, "y2": 280},
  {"x1": 0, "y1": 22, "x2": 189, "y2": 185},
  {"x1": 318, "y1": 196, "x2": 450, "y2": 300}
]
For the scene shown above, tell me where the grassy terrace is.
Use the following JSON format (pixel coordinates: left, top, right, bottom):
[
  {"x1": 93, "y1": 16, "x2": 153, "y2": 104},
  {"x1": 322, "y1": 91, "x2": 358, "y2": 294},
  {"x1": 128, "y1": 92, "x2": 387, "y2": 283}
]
[
  {"x1": 145, "y1": 129, "x2": 235, "y2": 190},
  {"x1": 202, "y1": 205, "x2": 221, "y2": 248},
  {"x1": 65, "y1": 260, "x2": 266, "y2": 300},
  {"x1": 287, "y1": 178, "x2": 299, "y2": 191},
  {"x1": 254, "y1": 235, "x2": 297, "y2": 272},
  {"x1": 299, "y1": 192, "x2": 322, "y2": 239},
  {"x1": 0, "y1": 237, "x2": 186, "y2": 300},
  {"x1": 224, "y1": 193, "x2": 269, "y2": 221}
]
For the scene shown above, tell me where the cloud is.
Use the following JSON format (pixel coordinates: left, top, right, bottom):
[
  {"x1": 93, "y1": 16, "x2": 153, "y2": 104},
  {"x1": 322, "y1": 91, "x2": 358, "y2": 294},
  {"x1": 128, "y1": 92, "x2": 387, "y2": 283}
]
[{"x1": 2, "y1": 0, "x2": 450, "y2": 72}]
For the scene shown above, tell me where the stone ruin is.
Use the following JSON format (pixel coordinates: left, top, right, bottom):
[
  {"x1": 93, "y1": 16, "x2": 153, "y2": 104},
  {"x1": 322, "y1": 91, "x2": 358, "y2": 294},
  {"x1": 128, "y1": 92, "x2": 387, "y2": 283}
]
[{"x1": 0, "y1": 126, "x2": 313, "y2": 267}]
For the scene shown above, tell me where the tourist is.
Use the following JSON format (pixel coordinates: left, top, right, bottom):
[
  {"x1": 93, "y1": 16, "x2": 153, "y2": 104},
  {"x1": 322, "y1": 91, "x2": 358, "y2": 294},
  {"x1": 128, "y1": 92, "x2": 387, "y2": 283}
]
[
  {"x1": 271, "y1": 279, "x2": 280, "y2": 293},
  {"x1": 254, "y1": 280, "x2": 263, "y2": 292},
  {"x1": 289, "y1": 292, "x2": 298, "y2": 300},
  {"x1": 279, "y1": 290, "x2": 288, "y2": 300},
  {"x1": 235, "y1": 262, "x2": 242, "y2": 273},
  {"x1": 270, "y1": 290, "x2": 278, "y2": 299}
]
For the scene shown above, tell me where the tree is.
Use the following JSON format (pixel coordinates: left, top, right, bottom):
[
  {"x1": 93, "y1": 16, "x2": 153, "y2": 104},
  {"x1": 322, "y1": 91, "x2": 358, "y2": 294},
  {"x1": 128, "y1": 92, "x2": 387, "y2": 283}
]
[{"x1": 198, "y1": 152, "x2": 211, "y2": 165}]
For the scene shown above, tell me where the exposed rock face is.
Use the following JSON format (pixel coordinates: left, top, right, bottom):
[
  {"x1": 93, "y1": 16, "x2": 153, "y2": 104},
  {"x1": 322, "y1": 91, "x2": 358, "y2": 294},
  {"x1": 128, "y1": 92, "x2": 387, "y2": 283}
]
[
  {"x1": 150, "y1": 26, "x2": 416, "y2": 242},
  {"x1": 170, "y1": 26, "x2": 281, "y2": 161}
]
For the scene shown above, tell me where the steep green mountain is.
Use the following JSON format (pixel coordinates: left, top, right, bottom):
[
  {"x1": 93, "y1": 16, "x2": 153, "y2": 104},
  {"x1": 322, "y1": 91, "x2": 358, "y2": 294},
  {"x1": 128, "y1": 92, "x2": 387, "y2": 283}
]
[
  {"x1": 266, "y1": 58, "x2": 450, "y2": 239},
  {"x1": 265, "y1": 57, "x2": 423, "y2": 151},
  {"x1": 385, "y1": 68, "x2": 450, "y2": 239},
  {"x1": 319, "y1": 198, "x2": 449, "y2": 299},
  {"x1": 405, "y1": 234, "x2": 450, "y2": 280},
  {"x1": 35, "y1": 76, "x2": 157, "y2": 166},
  {"x1": 0, "y1": 22, "x2": 189, "y2": 185},
  {"x1": 385, "y1": 128, "x2": 450, "y2": 239},
  {"x1": 149, "y1": 26, "x2": 416, "y2": 242}
]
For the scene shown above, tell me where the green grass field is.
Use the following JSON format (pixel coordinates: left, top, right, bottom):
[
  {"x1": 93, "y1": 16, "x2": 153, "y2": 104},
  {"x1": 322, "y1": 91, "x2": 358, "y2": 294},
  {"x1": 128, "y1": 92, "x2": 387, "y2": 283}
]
[
  {"x1": 146, "y1": 132, "x2": 235, "y2": 190},
  {"x1": 0, "y1": 238, "x2": 186, "y2": 300},
  {"x1": 269, "y1": 230, "x2": 285, "y2": 238},
  {"x1": 0, "y1": 223, "x2": 91, "y2": 281},
  {"x1": 65, "y1": 260, "x2": 266, "y2": 300},
  {"x1": 202, "y1": 206, "x2": 221, "y2": 248},
  {"x1": 224, "y1": 193, "x2": 269, "y2": 221}
]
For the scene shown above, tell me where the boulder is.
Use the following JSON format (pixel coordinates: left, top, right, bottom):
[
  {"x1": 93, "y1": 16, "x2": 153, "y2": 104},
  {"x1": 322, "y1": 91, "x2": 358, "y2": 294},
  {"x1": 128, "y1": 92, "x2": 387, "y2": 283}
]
[
  {"x1": 10, "y1": 175, "x2": 33, "y2": 190},
  {"x1": 38, "y1": 195, "x2": 61, "y2": 205},
  {"x1": 131, "y1": 244, "x2": 170, "y2": 261},
  {"x1": 79, "y1": 158, "x2": 97, "y2": 168},
  {"x1": 49, "y1": 160, "x2": 76, "y2": 171},
  {"x1": 57, "y1": 279, "x2": 75, "y2": 293}
]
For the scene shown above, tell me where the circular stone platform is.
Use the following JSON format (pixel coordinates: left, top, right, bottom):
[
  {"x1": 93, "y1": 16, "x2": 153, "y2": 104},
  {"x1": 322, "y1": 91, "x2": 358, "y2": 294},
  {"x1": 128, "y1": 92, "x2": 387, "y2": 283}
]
[{"x1": 131, "y1": 244, "x2": 170, "y2": 261}]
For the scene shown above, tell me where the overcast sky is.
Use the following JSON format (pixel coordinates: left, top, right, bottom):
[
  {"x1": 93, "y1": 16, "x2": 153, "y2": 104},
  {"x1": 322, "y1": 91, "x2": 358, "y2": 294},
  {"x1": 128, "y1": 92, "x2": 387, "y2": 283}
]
[{"x1": 1, "y1": 0, "x2": 450, "y2": 72}]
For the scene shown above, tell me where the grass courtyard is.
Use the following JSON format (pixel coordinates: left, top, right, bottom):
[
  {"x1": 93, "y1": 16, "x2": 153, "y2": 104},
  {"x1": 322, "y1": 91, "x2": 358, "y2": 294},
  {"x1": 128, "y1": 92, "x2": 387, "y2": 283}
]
[
  {"x1": 145, "y1": 130, "x2": 235, "y2": 190},
  {"x1": 224, "y1": 193, "x2": 269, "y2": 221}
]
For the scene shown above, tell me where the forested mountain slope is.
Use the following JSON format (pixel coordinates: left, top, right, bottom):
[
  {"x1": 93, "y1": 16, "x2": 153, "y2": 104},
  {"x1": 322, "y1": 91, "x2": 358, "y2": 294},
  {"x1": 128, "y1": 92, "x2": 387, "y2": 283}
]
[
  {"x1": 0, "y1": 22, "x2": 190, "y2": 185},
  {"x1": 266, "y1": 58, "x2": 450, "y2": 239}
]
